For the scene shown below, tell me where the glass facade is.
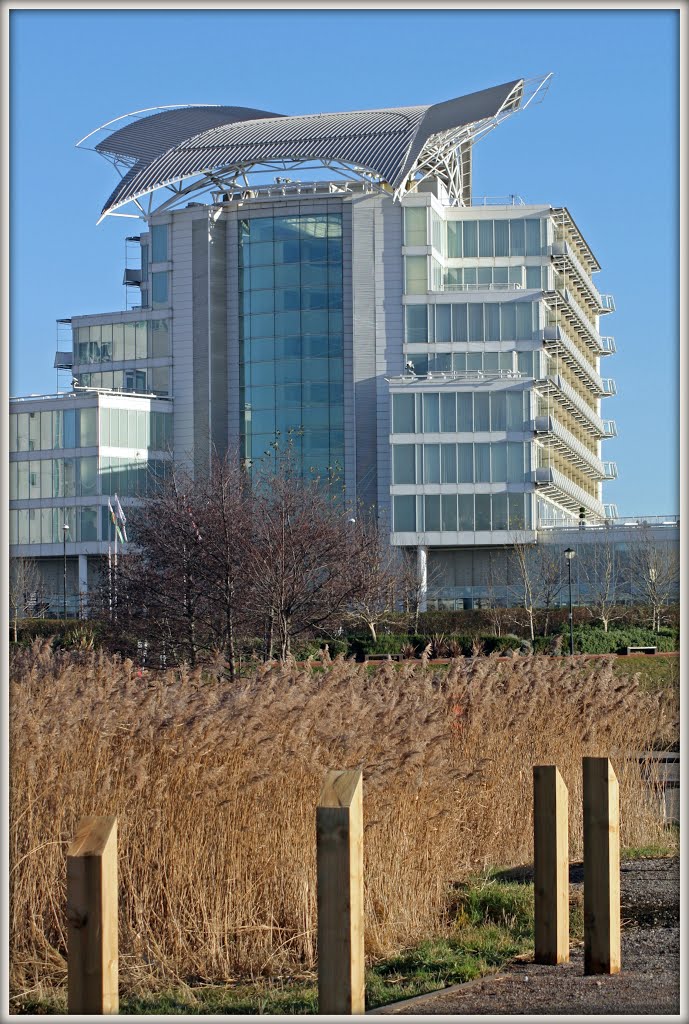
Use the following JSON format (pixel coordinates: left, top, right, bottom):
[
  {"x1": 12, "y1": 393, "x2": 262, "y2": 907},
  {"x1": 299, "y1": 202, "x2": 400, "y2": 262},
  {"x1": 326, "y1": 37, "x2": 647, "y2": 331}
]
[
  {"x1": 238, "y1": 213, "x2": 344, "y2": 478},
  {"x1": 10, "y1": 407, "x2": 97, "y2": 452},
  {"x1": 404, "y1": 301, "x2": 540, "y2": 343},
  {"x1": 391, "y1": 390, "x2": 529, "y2": 434},
  {"x1": 73, "y1": 319, "x2": 169, "y2": 363},
  {"x1": 392, "y1": 492, "x2": 530, "y2": 533}
]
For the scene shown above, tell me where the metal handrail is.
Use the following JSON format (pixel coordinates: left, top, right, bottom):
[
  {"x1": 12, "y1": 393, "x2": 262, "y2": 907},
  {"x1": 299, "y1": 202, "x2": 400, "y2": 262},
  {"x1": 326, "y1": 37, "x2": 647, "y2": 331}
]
[
  {"x1": 439, "y1": 282, "x2": 523, "y2": 292},
  {"x1": 387, "y1": 369, "x2": 525, "y2": 385}
]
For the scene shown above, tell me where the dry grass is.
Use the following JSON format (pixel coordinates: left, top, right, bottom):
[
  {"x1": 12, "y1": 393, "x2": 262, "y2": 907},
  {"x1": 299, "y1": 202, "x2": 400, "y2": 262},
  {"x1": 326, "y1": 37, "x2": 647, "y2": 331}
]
[{"x1": 9, "y1": 641, "x2": 677, "y2": 1000}]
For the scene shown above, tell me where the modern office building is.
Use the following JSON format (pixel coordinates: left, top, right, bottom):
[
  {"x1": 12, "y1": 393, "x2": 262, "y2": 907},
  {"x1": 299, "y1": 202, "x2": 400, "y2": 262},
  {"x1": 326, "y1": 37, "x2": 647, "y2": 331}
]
[{"x1": 11, "y1": 76, "x2": 669, "y2": 616}]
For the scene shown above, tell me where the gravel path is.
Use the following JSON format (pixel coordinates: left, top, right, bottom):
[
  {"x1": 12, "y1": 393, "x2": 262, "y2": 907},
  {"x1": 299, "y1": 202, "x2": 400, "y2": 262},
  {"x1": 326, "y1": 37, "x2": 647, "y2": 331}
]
[{"x1": 372, "y1": 858, "x2": 680, "y2": 1016}]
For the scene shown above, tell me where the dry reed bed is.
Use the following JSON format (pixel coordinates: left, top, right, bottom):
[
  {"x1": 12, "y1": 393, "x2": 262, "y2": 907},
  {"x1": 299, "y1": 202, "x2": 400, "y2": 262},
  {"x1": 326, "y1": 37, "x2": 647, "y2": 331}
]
[{"x1": 10, "y1": 641, "x2": 677, "y2": 998}]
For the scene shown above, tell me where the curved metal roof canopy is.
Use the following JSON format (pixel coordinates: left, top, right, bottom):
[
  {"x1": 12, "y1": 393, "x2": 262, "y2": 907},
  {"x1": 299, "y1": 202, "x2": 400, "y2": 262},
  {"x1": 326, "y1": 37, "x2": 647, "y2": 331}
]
[{"x1": 80, "y1": 77, "x2": 551, "y2": 220}]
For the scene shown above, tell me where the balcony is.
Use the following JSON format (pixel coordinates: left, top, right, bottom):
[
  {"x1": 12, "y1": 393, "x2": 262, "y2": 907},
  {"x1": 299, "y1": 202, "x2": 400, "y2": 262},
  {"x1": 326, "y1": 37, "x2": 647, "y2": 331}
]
[
  {"x1": 543, "y1": 324, "x2": 606, "y2": 394},
  {"x1": 600, "y1": 336, "x2": 616, "y2": 355},
  {"x1": 602, "y1": 419, "x2": 618, "y2": 437},
  {"x1": 604, "y1": 503, "x2": 619, "y2": 519},
  {"x1": 536, "y1": 374, "x2": 606, "y2": 437},
  {"x1": 602, "y1": 461, "x2": 618, "y2": 480},
  {"x1": 532, "y1": 415, "x2": 606, "y2": 479},
  {"x1": 543, "y1": 289, "x2": 603, "y2": 356},
  {"x1": 601, "y1": 378, "x2": 617, "y2": 397},
  {"x1": 532, "y1": 465, "x2": 606, "y2": 520},
  {"x1": 599, "y1": 293, "x2": 616, "y2": 314},
  {"x1": 549, "y1": 239, "x2": 602, "y2": 316}
]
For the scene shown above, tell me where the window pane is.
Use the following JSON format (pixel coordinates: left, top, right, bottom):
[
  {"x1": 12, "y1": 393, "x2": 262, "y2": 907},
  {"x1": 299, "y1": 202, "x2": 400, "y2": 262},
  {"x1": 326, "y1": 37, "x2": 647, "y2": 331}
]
[
  {"x1": 392, "y1": 393, "x2": 415, "y2": 433},
  {"x1": 404, "y1": 206, "x2": 427, "y2": 245},
  {"x1": 135, "y1": 321, "x2": 148, "y2": 359},
  {"x1": 491, "y1": 392, "x2": 507, "y2": 430},
  {"x1": 152, "y1": 272, "x2": 169, "y2": 307},
  {"x1": 458, "y1": 494, "x2": 474, "y2": 530},
  {"x1": 40, "y1": 459, "x2": 52, "y2": 498},
  {"x1": 494, "y1": 219, "x2": 509, "y2": 257},
  {"x1": 452, "y1": 303, "x2": 468, "y2": 342},
  {"x1": 422, "y1": 393, "x2": 439, "y2": 432},
  {"x1": 424, "y1": 495, "x2": 440, "y2": 531},
  {"x1": 406, "y1": 304, "x2": 428, "y2": 343},
  {"x1": 441, "y1": 494, "x2": 457, "y2": 531},
  {"x1": 79, "y1": 506, "x2": 98, "y2": 542},
  {"x1": 29, "y1": 412, "x2": 40, "y2": 451},
  {"x1": 492, "y1": 492, "x2": 508, "y2": 530},
  {"x1": 458, "y1": 443, "x2": 473, "y2": 482},
  {"x1": 475, "y1": 494, "x2": 491, "y2": 530},
  {"x1": 79, "y1": 456, "x2": 98, "y2": 496},
  {"x1": 447, "y1": 220, "x2": 461, "y2": 258},
  {"x1": 79, "y1": 407, "x2": 98, "y2": 447},
  {"x1": 507, "y1": 442, "x2": 525, "y2": 482},
  {"x1": 510, "y1": 219, "x2": 525, "y2": 256},
  {"x1": 479, "y1": 220, "x2": 494, "y2": 257},
  {"x1": 491, "y1": 442, "x2": 507, "y2": 482},
  {"x1": 469, "y1": 304, "x2": 484, "y2": 342},
  {"x1": 475, "y1": 443, "x2": 491, "y2": 482},
  {"x1": 509, "y1": 493, "x2": 526, "y2": 529},
  {"x1": 393, "y1": 444, "x2": 415, "y2": 484},
  {"x1": 64, "y1": 409, "x2": 76, "y2": 448},
  {"x1": 485, "y1": 303, "x2": 500, "y2": 341},
  {"x1": 474, "y1": 393, "x2": 490, "y2": 431},
  {"x1": 40, "y1": 411, "x2": 52, "y2": 450},
  {"x1": 405, "y1": 255, "x2": 427, "y2": 294},
  {"x1": 516, "y1": 302, "x2": 533, "y2": 340},
  {"x1": 393, "y1": 495, "x2": 416, "y2": 532},
  {"x1": 441, "y1": 443, "x2": 457, "y2": 483},
  {"x1": 457, "y1": 393, "x2": 473, "y2": 431},
  {"x1": 501, "y1": 303, "x2": 516, "y2": 341},
  {"x1": 151, "y1": 223, "x2": 168, "y2": 262},
  {"x1": 435, "y1": 304, "x2": 451, "y2": 342},
  {"x1": 506, "y1": 392, "x2": 524, "y2": 430},
  {"x1": 423, "y1": 444, "x2": 440, "y2": 483},
  {"x1": 150, "y1": 319, "x2": 170, "y2": 357},
  {"x1": 525, "y1": 219, "x2": 542, "y2": 256},
  {"x1": 440, "y1": 392, "x2": 456, "y2": 432},
  {"x1": 463, "y1": 221, "x2": 477, "y2": 257}
]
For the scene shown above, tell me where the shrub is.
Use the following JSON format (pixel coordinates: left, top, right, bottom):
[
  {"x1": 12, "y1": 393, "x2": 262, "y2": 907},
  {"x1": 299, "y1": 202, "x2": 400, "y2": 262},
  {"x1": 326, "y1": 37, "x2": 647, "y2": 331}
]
[{"x1": 563, "y1": 625, "x2": 679, "y2": 655}]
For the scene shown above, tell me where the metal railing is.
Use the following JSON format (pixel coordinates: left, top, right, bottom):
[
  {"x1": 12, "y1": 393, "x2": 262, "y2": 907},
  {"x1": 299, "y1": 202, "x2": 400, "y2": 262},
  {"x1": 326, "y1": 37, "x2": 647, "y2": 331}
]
[
  {"x1": 387, "y1": 369, "x2": 525, "y2": 386},
  {"x1": 536, "y1": 375, "x2": 607, "y2": 436},
  {"x1": 600, "y1": 293, "x2": 616, "y2": 313},
  {"x1": 601, "y1": 378, "x2": 617, "y2": 396},
  {"x1": 602, "y1": 419, "x2": 618, "y2": 437},
  {"x1": 439, "y1": 281, "x2": 523, "y2": 293},
  {"x1": 543, "y1": 325, "x2": 605, "y2": 394},
  {"x1": 469, "y1": 194, "x2": 526, "y2": 206},
  {"x1": 602, "y1": 461, "x2": 618, "y2": 479},
  {"x1": 600, "y1": 336, "x2": 616, "y2": 355},
  {"x1": 532, "y1": 465, "x2": 607, "y2": 519},
  {"x1": 533, "y1": 415, "x2": 607, "y2": 478}
]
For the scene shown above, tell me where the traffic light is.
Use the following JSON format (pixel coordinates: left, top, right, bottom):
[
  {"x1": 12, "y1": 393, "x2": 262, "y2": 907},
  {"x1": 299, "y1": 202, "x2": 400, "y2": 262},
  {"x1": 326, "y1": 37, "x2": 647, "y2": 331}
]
[{"x1": 579, "y1": 506, "x2": 586, "y2": 527}]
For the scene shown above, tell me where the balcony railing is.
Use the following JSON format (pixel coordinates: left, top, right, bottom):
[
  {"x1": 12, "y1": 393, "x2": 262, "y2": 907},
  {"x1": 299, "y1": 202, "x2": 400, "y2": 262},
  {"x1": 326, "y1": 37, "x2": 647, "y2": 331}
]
[
  {"x1": 599, "y1": 293, "x2": 616, "y2": 313},
  {"x1": 543, "y1": 289, "x2": 603, "y2": 356},
  {"x1": 600, "y1": 336, "x2": 616, "y2": 355},
  {"x1": 543, "y1": 325, "x2": 605, "y2": 394},
  {"x1": 533, "y1": 415, "x2": 606, "y2": 478},
  {"x1": 602, "y1": 419, "x2": 618, "y2": 437},
  {"x1": 602, "y1": 461, "x2": 618, "y2": 479},
  {"x1": 601, "y1": 378, "x2": 617, "y2": 397},
  {"x1": 536, "y1": 374, "x2": 606, "y2": 437},
  {"x1": 549, "y1": 239, "x2": 602, "y2": 315},
  {"x1": 439, "y1": 282, "x2": 524, "y2": 293},
  {"x1": 387, "y1": 369, "x2": 524, "y2": 386},
  {"x1": 532, "y1": 465, "x2": 607, "y2": 519}
]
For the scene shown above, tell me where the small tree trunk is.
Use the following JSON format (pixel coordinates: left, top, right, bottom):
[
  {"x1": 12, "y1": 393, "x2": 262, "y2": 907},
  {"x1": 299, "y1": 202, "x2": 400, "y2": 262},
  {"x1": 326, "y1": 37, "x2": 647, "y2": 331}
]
[{"x1": 368, "y1": 621, "x2": 377, "y2": 643}]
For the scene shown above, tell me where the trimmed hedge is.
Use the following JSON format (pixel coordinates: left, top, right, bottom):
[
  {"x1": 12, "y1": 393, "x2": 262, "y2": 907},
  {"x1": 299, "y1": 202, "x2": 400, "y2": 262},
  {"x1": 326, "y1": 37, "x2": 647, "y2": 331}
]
[{"x1": 562, "y1": 624, "x2": 679, "y2": 654}]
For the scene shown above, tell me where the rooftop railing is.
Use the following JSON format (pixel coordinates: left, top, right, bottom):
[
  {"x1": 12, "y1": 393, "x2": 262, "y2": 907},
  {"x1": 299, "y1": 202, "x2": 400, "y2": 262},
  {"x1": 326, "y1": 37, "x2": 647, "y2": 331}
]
[{"x1": 387, "y1": 369, "x2": 525, "y2": 386}]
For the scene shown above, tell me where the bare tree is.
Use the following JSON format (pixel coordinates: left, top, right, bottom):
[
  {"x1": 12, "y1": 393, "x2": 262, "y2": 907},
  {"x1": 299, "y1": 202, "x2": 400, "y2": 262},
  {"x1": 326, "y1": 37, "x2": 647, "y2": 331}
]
[
  {"x1": 508, "y1": 541, "x2": 564, "y2": 640},
  {"x1": 578, "y1": 530, "x2": 626, "y2": 632},
  {"x1": 9, "y1": 557, "x2": 44, "y2": 642},
  {"x1": 345, "y1": 514, "x2": 409, "y2": 642},
  {"x1": 245, "y1": 458, "x2": 374, "y2": 660},
  {"x1": 627, "y1": 526, "x2": 680, "y2": 632}
]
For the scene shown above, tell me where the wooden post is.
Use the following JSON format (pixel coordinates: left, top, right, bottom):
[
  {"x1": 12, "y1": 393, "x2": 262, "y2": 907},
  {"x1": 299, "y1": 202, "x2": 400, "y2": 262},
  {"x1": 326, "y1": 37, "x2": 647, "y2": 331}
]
[
  {"x1": 583, "y1": 757, "x2": 621, "y2": 975},
  {"x1": 67, "y1": 816, "x2": 118, "y2": 1014},
  {"x1": 316, "y1": 769, "x2": 364, "y2": 1015},
  {"x1": 533, "y1": 765, "x2": 569, "y2": 964}
]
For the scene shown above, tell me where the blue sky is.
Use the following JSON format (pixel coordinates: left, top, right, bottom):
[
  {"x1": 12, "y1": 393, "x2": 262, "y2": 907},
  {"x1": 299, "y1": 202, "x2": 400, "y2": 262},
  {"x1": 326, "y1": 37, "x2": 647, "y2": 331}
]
[{"x1": 9, "y1": 7, "x2": 679, "y2": 516}]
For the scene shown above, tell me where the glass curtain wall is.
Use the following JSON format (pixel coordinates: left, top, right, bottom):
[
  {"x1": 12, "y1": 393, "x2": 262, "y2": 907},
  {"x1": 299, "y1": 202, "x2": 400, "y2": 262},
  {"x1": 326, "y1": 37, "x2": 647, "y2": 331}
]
[{"x1": 238, "y1": 213, "x2": 344, "y2": 480}]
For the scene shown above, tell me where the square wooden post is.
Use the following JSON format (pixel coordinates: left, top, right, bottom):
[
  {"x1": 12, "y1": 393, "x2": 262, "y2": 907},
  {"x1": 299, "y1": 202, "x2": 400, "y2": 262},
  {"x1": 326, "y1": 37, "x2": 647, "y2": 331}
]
[
  {"x1": 533, "y1": 765, "x2": 569, "y2": 964},
  {"x1": 67, "y1": 816, "x2": 118, "y2": 1014},
  {"x1": 583, "y1": 757, "x2": 621, "y2": 975},
  {"x1": 316, "y1": 769, "x2": 364, "y2": 1015}
]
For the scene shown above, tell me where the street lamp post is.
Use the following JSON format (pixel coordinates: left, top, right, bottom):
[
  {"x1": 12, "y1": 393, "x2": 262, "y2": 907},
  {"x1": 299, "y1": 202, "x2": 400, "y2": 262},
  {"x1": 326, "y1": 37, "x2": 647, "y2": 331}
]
[
  {"x1": 564, "y1": 548, "x2": 575, "y2": 655},
  {"x1": 63, "y1": 522, "x2": 70, "y2": 622}
]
